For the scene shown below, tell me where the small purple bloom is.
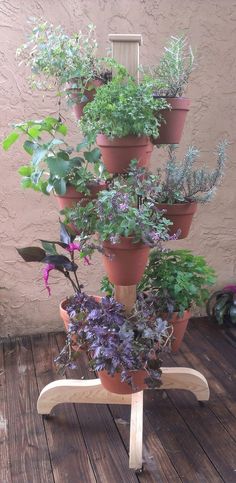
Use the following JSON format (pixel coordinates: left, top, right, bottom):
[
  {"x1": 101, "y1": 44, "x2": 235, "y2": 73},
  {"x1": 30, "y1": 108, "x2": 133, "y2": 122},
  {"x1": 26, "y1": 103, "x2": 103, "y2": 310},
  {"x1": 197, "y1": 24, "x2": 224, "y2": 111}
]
[
  {"x1": 43, "y1": 263, "x2": 56, "y2": 296},
  {"x1": 66, "y1": 242, "x2": 81, "y2": 253}
]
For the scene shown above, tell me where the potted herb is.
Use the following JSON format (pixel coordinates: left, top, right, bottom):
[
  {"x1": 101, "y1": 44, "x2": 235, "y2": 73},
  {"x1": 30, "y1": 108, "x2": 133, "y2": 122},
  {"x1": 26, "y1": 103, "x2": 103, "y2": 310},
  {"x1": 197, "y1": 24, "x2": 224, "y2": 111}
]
[
  {"x1": 207, "y1": 285, "x2": 236, "y2": 326},
  {"x1": 64, "y1": 181, "x2": 174, "y2": 285},
  {"x1": 55, "y1": 291, "x2": 172, "y2": 394},
  {"x1": 2, "y1": 117, "x2": 107, "y2": 209},
  {"x1": 152, "y1": 142, "x2": 228, "y2": 238},
  {"x1": 101, "y1": 249, "x2": 216, "y2": 352},
  {"x1": 147, "y1": 35, "x2": 195, "y2": 144},
  {"x1": 17, "y1": 20, "x2": 109, "y2": 119},
  {"x1": 80, "y1": 69, "x2": 168, "y2": 173}
]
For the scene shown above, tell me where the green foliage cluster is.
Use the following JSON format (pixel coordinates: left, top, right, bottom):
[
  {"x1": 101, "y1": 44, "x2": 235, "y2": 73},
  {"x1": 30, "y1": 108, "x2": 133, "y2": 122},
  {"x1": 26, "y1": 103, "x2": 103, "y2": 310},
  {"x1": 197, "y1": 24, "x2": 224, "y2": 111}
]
[
  {"x1": 153, "y1": 142, "x2": 228, "y2": 204},
  {"x1": 80, "y1": 71, "x2": 168, "y2": 143},
  {"x1": 147, "y1": 35, "x2": 195, "y2": 97},
  {"x1": 17, "y1": 19, "x2": 105, "y2": 99},
  {"x1": 3, "y1": 117, "x2": 103, "y2": 195}
]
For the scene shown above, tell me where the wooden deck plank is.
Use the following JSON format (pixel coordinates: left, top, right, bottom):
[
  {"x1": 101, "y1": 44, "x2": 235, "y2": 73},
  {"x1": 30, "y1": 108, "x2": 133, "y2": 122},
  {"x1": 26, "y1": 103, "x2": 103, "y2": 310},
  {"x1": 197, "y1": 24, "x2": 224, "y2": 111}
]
[
  {"x1": 185, "y1": 322, "x2": 236, "y2": 420},
  {"x1": 31, "y1": 333, "x2": 96, "y2": 483},
  {"x1": 56, "y1": 333, "x2": 139, "y2": 483},
  {"x1": 164, "y1": 337, "x2": 236, "y2": 482},
  {"x1": 4, "y1": 337, "x2": 54, "y2": 483},
  {"x1": 109, "y1": 404, "x2": 182, "y2": 482},
  {"x1": 0, "y1": 342, "x2": 11, "y2": 483},
  {"x1": 194, "y1": 318, "x2": 236, "y2": 369}
]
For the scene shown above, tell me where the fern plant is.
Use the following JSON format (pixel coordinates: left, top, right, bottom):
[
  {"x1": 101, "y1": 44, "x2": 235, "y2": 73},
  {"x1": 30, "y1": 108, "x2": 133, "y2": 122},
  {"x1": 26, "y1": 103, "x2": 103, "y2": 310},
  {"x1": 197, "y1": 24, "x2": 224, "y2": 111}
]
[{"x1": 154, "y1": 141, "x2": 228, "y2": 204}]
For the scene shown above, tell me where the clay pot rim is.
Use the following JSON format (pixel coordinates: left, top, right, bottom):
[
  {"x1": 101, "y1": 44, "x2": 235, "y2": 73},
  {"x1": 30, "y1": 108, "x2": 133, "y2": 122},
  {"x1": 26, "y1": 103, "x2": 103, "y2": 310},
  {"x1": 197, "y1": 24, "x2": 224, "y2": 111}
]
[
  {"x1": 156, "y1": 201, "x2": 197, "y2": 214},
  {"x1": 163, "y1": 309, "x2": 191, "y2": 322},
  {"x1": 96, "y1": 133, "x2": 150, "y2": 147},
  {"x1": 60, "y1": 295, "x2": 102, "y2": 313},
  {"x1": 54, "y1": 181, "x2": 107, "y2": 199},
  {"x1": 103, "y1": 236, "x2": 148, "y2": 250}
]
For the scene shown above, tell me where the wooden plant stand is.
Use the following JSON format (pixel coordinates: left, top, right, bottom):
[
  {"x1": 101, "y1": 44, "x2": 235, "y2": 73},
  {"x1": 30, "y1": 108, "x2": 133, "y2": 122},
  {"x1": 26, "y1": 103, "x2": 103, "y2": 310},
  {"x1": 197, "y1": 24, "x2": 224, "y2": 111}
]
[
  {"x1": 37, "y1": 286, "x2": 209, "y2": 470},
  {"x1": 37, "y1": 36, "x2": 210, "y2": 471}
]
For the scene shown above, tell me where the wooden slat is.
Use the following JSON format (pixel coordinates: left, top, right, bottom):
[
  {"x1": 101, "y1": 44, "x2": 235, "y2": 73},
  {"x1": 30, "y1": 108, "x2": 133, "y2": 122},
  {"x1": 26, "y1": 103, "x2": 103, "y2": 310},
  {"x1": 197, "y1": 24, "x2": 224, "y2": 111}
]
[
  {"x1": 0, "y1": 342, "x2": 11, "y2": 483},
  {"x1": 165, "y1": 341, "x2": 236, "y2": 482},
  {"x1": 185, "y1": 322, "x2": 236, "y2": 419},
  {"x1": 31, "y1": 333, "x2": 96, "y2": 483},
  {"x1": 110, "y1": 404, "x2": 181, "y2": 482},
  {"x1": 109, "y1": 34, "x2": 142, "y2": 80},
  {"x1": 56, "y1": 333, "x2": 139, "y2": 483},
  {"x1": 144, "y1": 382, "x2": 222, "y2": 482},
  {"x1": 4, "y1": 337, "x2": 54, "y2": 483}
]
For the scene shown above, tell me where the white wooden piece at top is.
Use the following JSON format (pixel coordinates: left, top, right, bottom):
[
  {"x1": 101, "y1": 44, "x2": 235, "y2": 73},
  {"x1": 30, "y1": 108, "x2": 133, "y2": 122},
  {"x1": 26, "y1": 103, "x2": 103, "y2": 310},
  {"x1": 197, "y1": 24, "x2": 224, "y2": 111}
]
[{"x1": 108, "y1": 34, "x2": 142, "y2": 80}]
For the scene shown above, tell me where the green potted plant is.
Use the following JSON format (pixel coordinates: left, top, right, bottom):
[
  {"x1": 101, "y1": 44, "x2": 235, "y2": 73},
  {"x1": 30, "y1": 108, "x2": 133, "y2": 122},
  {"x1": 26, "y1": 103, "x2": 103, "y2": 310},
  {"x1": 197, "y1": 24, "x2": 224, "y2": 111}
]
[
  {"x1": 2, "y1": 116, "x2": 107, "y2": 209},
  {"x1": 17, "y1": 20, "x2": 109, "y2": 119},
  {"x1": 64, "y1": 180, "x2": 174, "y2": 285},
  {"x1": 207, "y1": 285, "x2": 236, "y2": 326},
  {"x1": 55, "y1": 291, "x2": 172, "y2": 394},
  {"x1": 147, "y1": 35, "x2": 195, "y2": 144},
  {"x1": 152, "y1": 142, "x2": 228, "y2": 238},
  {"x1": 80, "y1": 69, "x2": 168, "y2": 173},
  {"x1": 101, "y1": 249, "x2": 216, "y2": 352}
]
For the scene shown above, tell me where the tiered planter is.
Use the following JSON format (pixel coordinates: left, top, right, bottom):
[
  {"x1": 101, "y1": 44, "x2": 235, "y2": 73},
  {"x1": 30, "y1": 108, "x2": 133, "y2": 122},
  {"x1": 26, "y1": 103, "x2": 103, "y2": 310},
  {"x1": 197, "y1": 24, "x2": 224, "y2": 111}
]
[
  {"x1": 67, "y1": 79, "x2": 104, "y2": 120},
  {"x1": 152, "y1": 97, "x2": 191, "y2": 145},
  {"x1": 98, "y1": 369, "x2": 148, "y2": 394},
  {"x1": 156, "y1": 201, "x2": 197, "y2": 239},
  {"x1": 96, "y1": 134, "x2": 150, "y2": 173},
  {"x1": 103, "y1": 237, "x2": 150, "y2": 286}
]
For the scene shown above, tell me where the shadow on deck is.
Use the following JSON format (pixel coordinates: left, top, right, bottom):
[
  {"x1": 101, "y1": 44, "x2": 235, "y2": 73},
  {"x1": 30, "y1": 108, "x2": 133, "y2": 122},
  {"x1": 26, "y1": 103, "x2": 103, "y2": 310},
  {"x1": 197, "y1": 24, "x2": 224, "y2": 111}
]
[{"x1": 1, "y1": 319, "x2": 236, "y2": 483}]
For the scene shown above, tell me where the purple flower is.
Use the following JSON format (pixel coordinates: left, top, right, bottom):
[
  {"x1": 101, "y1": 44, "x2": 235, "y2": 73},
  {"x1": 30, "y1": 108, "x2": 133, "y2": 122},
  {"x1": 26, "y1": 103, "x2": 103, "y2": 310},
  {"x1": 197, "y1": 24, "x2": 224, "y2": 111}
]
[
  {"x1": 109, "y1": 234, "x2": 119, "y2": 244},
  {"x1": 43, "y1": 263, "x2": 56, "y2": 296},
  {"x1": 66, "y1": 242, "x2": 81, "y2": 253}
]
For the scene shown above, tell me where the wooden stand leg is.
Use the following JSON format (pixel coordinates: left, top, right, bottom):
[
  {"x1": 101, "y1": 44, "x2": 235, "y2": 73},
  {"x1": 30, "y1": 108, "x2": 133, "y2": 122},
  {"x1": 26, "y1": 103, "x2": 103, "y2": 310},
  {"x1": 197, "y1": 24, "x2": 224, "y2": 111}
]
[{"x1": 129, "y1": 391, "x2": 143, "y2": 470}]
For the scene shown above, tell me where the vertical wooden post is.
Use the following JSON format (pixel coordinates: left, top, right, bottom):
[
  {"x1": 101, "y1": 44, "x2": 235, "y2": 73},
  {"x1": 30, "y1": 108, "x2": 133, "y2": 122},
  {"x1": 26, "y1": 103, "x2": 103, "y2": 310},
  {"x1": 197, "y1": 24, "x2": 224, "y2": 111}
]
[
  {"x1": 109, "y1": 33, "x2": 143, "y2": 470},
  {"x1": 108, "y1": 34, "x2": 142, "y2": 80}
]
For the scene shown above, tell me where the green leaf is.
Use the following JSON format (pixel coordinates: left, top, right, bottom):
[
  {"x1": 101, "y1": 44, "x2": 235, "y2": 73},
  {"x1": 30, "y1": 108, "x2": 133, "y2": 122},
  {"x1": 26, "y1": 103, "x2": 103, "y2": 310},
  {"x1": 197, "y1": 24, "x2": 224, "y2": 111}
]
[
  {"x1": 23, "y1": 140, "x2": 36, "y2": 155},
  {"x1": 17, "y1": 246, "x2": 46, "y2": 262},
  {"x1": 2, "y1": 132, "x2": 19, "y2": 150},
  {"x1": 18, "y1": 166, "x2": 32, "y2": 176},
  {"x1": 32, "y1": 147, "x2": 48, "y2": 166},
  {"x1": 46, "y1": 157, "x2": 71, "y2": 177},
  {"x1": 21, "y1": 178, "x2": 33, "y2": 189},
  {"x1": 53, "y1": 178, "x2": 67, "y2": 195},
  {"x1": 41, "y1": 241, "x2": 58, "y2": 255},
  {"x1": 56, "y1": 123, "x2": 68, "y2": 136},
  {"x1": 28, "y1": 126, "x2": 42, "y2": 138},
  {"x1": 84, "y1": 148, "x2": 101, "y2": 163}
]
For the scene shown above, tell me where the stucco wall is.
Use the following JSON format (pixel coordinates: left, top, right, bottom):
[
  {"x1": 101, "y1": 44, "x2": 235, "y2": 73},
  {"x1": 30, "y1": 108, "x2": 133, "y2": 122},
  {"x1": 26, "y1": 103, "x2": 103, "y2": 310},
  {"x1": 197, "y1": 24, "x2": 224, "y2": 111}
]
[{"x1": 1, "y1": 0, "x2": 236, "y2": 337}]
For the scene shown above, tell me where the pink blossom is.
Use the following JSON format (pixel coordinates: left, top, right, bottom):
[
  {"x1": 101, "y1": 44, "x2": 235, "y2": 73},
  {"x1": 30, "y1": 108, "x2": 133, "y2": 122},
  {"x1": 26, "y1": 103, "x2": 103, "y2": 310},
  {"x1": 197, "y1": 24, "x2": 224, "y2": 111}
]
[
  {"x1": 43, "y1": 263, "x2": 56, "y2": 296},
  {"x1": 65, "y1": 242, "x2": 91, "y2": 265},
  {"x1": 223, "y1": 285, "x2": 236, "y2": 293}
]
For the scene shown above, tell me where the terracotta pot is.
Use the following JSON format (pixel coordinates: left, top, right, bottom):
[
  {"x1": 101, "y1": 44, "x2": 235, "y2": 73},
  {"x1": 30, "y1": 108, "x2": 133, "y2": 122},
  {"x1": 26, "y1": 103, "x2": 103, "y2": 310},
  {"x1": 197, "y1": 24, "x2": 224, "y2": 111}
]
[
  {"x1": 152, "y1": 97, "x2": 190, "y2": 145},
  {"x1": 98, "y1": 369, "x2": 148, "y2": 394},
  {"x1": 55, "y1": 182, "x2": 107, "y2": 210},
  {"x1": 146, "y1": 139, "x2": 154, "y2": 164},
  {"x1": 156, "y1": 202, "x2": 197, "y2": 239},
  {"x1": 67, "y1": 79, "x2": 104, "y2": 120},
  {"x1": 164, "y1": 310, "x2": 191, "y2": 352},
  {"x1": 96, "y1": 134, "x2": 150, "y2": 174},
  {"x1": 60, "y1": 296, "x2": 101, "y2": 352},
  {"x1": 103, "y1": 237, "x2": 150, "y2": 286}
]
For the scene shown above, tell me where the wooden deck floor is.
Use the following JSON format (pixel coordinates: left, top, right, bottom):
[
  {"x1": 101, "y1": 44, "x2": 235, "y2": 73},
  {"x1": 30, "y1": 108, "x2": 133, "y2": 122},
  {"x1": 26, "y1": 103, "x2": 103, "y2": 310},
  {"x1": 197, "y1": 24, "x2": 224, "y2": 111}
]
[{"x1": 1, "y1": 318, "x2": 236, "y2": 483}]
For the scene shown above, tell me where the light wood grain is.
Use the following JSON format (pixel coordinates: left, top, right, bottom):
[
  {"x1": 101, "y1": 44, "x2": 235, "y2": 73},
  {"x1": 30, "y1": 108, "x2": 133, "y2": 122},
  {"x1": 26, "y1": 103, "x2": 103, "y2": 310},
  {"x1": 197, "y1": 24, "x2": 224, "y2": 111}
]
[
  {"x1": 109, "y1": 34, "x2": 142, "y2": 80},
  {"x1": 129, "y1": 391, "x2": 143, "y2": 469}
]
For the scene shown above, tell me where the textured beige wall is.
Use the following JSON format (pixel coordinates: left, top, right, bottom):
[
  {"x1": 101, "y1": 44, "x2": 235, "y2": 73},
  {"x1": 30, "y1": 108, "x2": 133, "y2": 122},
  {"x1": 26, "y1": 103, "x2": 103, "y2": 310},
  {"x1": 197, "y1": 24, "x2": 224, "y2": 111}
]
[{"x1": 1, "y1": 0, "x2": 236, "y2": 337}]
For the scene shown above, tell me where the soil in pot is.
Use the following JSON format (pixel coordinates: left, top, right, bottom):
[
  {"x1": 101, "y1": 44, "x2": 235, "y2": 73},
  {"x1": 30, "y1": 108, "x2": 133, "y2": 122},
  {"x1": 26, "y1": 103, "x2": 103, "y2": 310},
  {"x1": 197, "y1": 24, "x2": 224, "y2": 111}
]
[
  {"x1": 67, "y1": 79, "x2": 104, "y2": 120},
  {"x1": 96, "y1": 134, "x2": 150, "y2": 174},
  {"x1": 164, "y1": 310, "x2": 191, "y2": 352},
  {"x1": 152, "y1": 97, "x2": 190, "y2": 145},
  {"x1": 156, "y1": 201, "x2": 197, "y2": 239},
  {"x1": 103, "y1": 237, "x2": 150, "y2": 286},
  {"x1": 98, "y1": 369, "x2": 148, "y2": 394}
]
